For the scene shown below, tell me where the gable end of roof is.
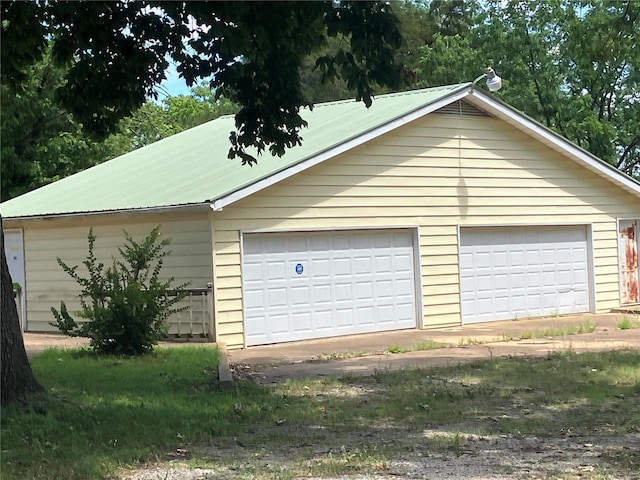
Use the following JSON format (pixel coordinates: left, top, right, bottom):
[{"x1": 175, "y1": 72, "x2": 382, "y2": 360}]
[{"x1": 466, "y1": 91, "x2": 640, "y2": 199}]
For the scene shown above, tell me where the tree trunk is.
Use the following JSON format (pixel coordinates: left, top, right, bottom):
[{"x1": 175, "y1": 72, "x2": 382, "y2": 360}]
[{"x1": 1, "y1": 218, "x2": 44, "y2": 405}]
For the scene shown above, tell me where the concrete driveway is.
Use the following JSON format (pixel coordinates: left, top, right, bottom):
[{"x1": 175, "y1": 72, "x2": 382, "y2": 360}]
[
  {"x1": 227, "y1": 313, "x2": 640, "y2": 383},
  {"x1": 22, "y1": 334, "x2": 207, "y2": 358},
  {"x1": 22, "y1": 313, "x2": 640, "y2": 383}
]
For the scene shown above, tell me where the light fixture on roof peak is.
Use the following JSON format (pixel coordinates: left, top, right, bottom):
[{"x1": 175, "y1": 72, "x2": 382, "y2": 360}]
[{"x1": 471, "y1": 67, "x2": 502, "y2": 92}]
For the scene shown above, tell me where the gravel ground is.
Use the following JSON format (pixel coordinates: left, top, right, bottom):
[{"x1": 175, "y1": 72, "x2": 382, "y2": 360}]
[{"x1": 123, "y1": 431, "x2": 640, "y2": 480}]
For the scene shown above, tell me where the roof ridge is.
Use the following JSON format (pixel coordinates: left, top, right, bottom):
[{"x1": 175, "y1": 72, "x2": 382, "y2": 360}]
[{"x1": 311, "y1": 83, "x2": 470, "y2": 110}]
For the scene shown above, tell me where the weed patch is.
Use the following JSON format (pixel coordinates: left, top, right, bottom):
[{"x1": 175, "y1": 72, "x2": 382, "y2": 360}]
[
  {"x1": 457, "y1": 337, "x2": 489, "y2": 346},
  {"x1": 387, "y1": 340, "x2": 447, "y2": 354},
  {"x1": 311, "y1": 351, "x2": 365, "y2": 361},
  {"x1": 513, "y1": 320, "x2": 598, "y2": 340},
  {"x1": 618, "y1": 316, "x2": 640, "y2": 330}
]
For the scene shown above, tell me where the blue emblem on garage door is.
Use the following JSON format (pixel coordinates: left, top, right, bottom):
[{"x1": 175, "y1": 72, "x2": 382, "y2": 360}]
[{"x1": 295, "y1": 263, "x2": 304, "y2": 275}]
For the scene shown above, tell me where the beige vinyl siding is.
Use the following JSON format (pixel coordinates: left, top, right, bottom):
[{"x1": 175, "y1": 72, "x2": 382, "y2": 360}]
[
  {"x1": 211, "y1": 113, "x2": 640, "y2": 349},
  {"x1": 11, "y1": 212, "x2": 212, "y2": 333}
]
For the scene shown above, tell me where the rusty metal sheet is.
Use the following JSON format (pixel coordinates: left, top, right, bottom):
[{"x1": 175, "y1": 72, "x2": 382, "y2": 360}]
[{"x1": 619, "y1": 220, "x2": 639, "y2": 304}]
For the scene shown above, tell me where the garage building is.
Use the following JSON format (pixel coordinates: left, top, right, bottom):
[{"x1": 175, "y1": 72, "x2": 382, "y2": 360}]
[{"x1": 2, "y1": 83, "x2": 639, "y2": 349}]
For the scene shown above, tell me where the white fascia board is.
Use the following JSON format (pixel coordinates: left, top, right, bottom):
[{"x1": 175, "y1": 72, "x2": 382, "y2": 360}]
[
  {"x1": 468, "y1": 91, "x2": 640, "y2": 198},
  {"x1": 3, "y1": 202, "x2": 211, "y2": 222},
  {"x1": 211, "y1": 88, "x2": 471, "y2": 211}
]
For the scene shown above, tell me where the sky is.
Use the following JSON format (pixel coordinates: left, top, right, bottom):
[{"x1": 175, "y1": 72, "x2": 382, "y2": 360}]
[{"x1": 155, "y1": 61, "x2": 191, "y2": 99}]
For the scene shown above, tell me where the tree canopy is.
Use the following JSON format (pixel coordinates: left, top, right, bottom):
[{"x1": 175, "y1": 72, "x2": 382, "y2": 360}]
[
  {"x1": 416, "y1": 0, "x2": 640, "y2": 178},
  {"x1": 2, "y1": 1, "x2": 403, "y2": 166},
  {"x1": 0, "y1": 50, "x2": 133, "y2": 201},
  {"x1": 0, "y1": 60, "x2": 238, "y2": 202}
]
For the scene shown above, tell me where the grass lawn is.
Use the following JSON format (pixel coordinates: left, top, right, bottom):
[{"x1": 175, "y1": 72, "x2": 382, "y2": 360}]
[{"x1": 1, "y1": 347, "x2": 639, "y2": 480}]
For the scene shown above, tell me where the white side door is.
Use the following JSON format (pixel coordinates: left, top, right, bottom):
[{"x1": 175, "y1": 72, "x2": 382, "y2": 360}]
[{"x1": 5, "y1": 229, "x2": 26, "y2": 330}]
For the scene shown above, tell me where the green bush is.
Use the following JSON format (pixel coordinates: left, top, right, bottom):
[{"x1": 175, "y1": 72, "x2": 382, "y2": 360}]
[{"x1": 51, "y1": 226, "x2": 188, "y2": 355}]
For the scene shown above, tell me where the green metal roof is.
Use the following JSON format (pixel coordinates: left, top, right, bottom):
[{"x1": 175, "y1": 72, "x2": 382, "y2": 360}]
[{"x1": 0, "y1": 83, "x2": 472, "y2": 218}]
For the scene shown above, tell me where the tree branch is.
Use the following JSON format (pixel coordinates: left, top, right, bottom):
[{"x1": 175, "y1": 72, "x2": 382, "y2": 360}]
[
  {"x1": 618, "y1": 137, "x2": 639, "y2": 169},
  {"x1": 524, "y1": 26, "x2": 553, "y2": 128}
]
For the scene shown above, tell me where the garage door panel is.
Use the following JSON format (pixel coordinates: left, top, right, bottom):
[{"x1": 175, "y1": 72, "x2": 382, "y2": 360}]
[
  {"x1": 572, "y1": 248, "x2": 587, "y2": 262},
  {"x1": 574, "y1": 290, "x2": 589, "y2": 305},
  {"x1": 394, "y1": 278, "x2": 415, "y2": 296},
  {"x1": 377, "y1": 279, "x2": 394, "y2": 297},
  {"x1": 511, "y1": 295, "x2": 527, "y2": 310},
  {"x1": 357, "y1": 306, "x2": 375, "y2": 325},
  {"x1": 378, "y1": 304, "x2": 394, "y2": 322},
  {"x1": 494, "y1": 273, "x2": 510, "y2": 289},
  {"x1": 269, "y1": 314, "x2": 289, "y2": 335},
  {"x1": 460, "y1": 226, "x2": 590, "y2": 324},
  {"x1": 267, "y1": 261, "x2": 285, "y2": 280},
  {"x1": 315, "y1": 311, "x2": 333, "y2": 330},
  {"x1": 334, "y1": 258, "x2": 351, "y2": 276},
  {"x1": 459, "y1": 277, "x2": 474, "y2": 293},
  {"x1": 493, "y1": 251, "x2": 508, "y2": 267},
  {"x1": 354, "y1": 256, "x2": 371, "y2": 274},
  {"x1": 354, "y1": 235, "x2": 373, "y2": 249},
  {"x1": 375, "y1": 256, "x2": 392, "y2": 273},
  {"x1": 397, "y1": 302, "x2": 416, "y2": 318},
  {"x1": 355, "y1": 281, "x2": 373, "y2": 300},
  {"x1": 574, "y1": 270, "x2": 587, "y2": 283},
  {"x1": 314, "y1": 284, "x2": 331, "y2": 302},
  {"x1": 289, "y1": 236, "x2": 307, "y2": 252},
  {"x1": 268, "y1": 288, "x2": 288, "y2": 308},
  {"x1": 510, "y1": 250, "x2": 525, "y2": 267},
  {"x1": 395, "y1": 254, "x2": 413, "y2": 271},
  {"x1": 291, "y1": 286, "x2": 310, "y2": 305},
  {"x1": 265, "y1": 236, "x2": 286, "y2": 253},
  {"x1": 373, "y1": 234, "x2": 391, "y2": 248},
  {"x1": 541, "y1": 291, "x2": 557, "y2": 309},
  {"x1": 336, "y1": 309, "x2": 354, "y2": 328},
  {"x1": 511, "y1": 272, "x2": 525, "y2": 289},
  {"x1": 243, "y1": 229, "x2": 417, "y2": 345},
  {"x1": 526, "y1": 250, "x2": 541, "y2": 264},
  {"x1": 243, "y1": 262, "x2": 263, "y2": 279},
  {"x1": 460, "y1": 251, "x2": 473, "y2": 265},
  {"x1": 311, "y1": 236, "x2": 330, "y2": 250},
  {"x1": 335, "y1": 283, "x2": 352, "y2": 300},
  {"x1": 477, "y1": 298, "x2": 494, "y2": 315},
  {"x1": 557, "y1": 270, "x2": 572, "y2": 284},
  {"x1": 542, "y1": 249, "x2": 557, "y2": 264},
  {"x1": 312, "y1": 259, "x2": 331, "y2": 277},
  {"x1": 542, "y1": 271, "x2": 557, "y2": 285},
  {"x1": 526, "y1": 271, "x2": 541, "y2": 287},
  {"x1": 244, "y1": 290, "x2": 264, "y2": 309},
  {"x1": 475, "y1": 252, "x2": 493, "y2": 268}
]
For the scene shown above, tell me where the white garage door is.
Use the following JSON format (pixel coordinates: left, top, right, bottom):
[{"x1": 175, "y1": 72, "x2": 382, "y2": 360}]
[
  {"x1": 242, "y1": 229, "x2": 417, "y2": 346},
  {"x1": 460, "y1": 226, "x2": 591, "y2": 323}
]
